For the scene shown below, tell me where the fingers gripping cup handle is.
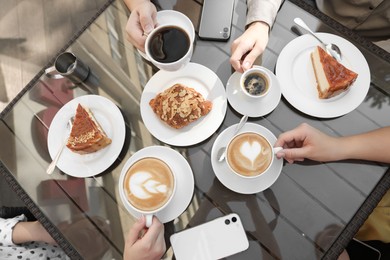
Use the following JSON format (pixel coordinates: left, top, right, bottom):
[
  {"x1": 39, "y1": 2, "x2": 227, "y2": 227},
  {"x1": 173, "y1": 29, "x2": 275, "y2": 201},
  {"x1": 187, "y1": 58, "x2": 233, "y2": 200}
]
[
  {"x1": 273, "y1": 147, "x2": 283, "y2": 154},
  {"x1": 145, "y1": 214, "x2": 153, "y2": 228}
]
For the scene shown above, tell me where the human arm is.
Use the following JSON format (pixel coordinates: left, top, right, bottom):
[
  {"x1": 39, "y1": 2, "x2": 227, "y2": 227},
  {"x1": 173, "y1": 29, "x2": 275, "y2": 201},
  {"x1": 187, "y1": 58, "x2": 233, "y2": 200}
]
[
  {"x1": 230, "y1": 0, "x2": 282, "y2": 72},
  {"x1": 12, "y1": 221, "x2": 56, "y2": 245},
  {"x1": 123, "y1": 0, "x2": 157, "y2": 52},
  {"x1": 274, "y1": 123, "x2": 390, "y2": 164},
  {"x1": 124, "y1": 216, "x2": 166, "y2": 260}
]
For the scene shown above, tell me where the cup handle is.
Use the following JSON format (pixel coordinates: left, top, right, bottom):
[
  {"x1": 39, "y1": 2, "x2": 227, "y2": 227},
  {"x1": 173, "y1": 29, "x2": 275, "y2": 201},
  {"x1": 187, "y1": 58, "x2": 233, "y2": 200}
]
[
  {"x1": 273, "y1": 147, "x2": 283, "y2": 154},
  {"x1": 145, "y1": 214, "x2": 153, "y2": 228},
  {"x1": 45, "y1": 66, "x2": 64, "y2": 79}
]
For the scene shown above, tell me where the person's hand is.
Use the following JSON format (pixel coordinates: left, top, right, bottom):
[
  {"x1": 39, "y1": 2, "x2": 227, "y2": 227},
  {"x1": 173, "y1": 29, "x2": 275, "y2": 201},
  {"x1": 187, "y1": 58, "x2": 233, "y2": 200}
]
[
  {"x1": 274, "y1": 123, "x2": 341, "y2": 164},
  {"x1": 125, "y1": 1, "x2": 157, "y2": 52},
  {"x1": 230, "y1": 21, "x2": 270, "y2": 73},
  {"x1": 124, "y1": 216, "x2": 166, "y2": 260}
]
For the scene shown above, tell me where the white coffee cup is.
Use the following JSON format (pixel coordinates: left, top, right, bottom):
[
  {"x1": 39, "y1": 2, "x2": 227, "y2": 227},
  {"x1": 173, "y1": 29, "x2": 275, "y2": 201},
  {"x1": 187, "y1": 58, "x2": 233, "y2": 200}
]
[
  {"x1": 119, "y1": 157, "x2": 176, "y2": 227},
  {"x1": 144, "y1": 10, "x2": 195, "y2": 71},
  {"x1": 226, "y1": 131, "x2": 282, "y2": 178},
  {"x1": 240, "y1": 66, "x2": 272, "y2": 99}
]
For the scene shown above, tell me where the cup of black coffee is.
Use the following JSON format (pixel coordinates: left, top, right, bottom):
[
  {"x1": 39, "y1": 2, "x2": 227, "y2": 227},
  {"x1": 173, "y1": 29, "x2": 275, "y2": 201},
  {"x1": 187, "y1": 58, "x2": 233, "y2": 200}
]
[
  {"x1": 240, "y1": 66, "x2": 272, "y2": 99},
  {"x1": 145, "y1": 10, "x2": 195, "y2": 71}
]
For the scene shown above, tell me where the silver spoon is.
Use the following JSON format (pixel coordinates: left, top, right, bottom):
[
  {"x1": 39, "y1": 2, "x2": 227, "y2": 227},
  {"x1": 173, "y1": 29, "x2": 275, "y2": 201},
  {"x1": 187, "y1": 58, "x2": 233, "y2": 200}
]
[
  {"x1": 294, "y1": 17, "x2": 342, "y2": 62},
  {"x1": 46, "y1": 117, "x2": 73, "y2": 175},
  {"x1": 217, "y1": 115, "x2": 248, "y2": 162}
]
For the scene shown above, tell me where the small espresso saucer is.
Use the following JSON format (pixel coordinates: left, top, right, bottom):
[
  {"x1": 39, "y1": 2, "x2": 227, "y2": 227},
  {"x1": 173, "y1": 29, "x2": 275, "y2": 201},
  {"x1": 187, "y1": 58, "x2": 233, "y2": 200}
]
[
  {"x1": 119, "y1": 146, "x2": 194, "y2": 223},
  {"x1": 211, "y1": 123, "x2": 283, "y2": 194},
  {"x1": 226, "y1": 66, "x2": 281, "y2": 117}
]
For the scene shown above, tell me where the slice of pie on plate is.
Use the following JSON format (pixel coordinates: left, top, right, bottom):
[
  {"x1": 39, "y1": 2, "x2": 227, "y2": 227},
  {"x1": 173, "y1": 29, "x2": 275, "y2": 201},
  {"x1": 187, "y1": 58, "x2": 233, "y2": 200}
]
[
  {"x1": 66, "y1": 103, "x2": 112, "y2": 154},
  {"x1": 311, "y1": 46, "x2": 358, "y2": 99}
]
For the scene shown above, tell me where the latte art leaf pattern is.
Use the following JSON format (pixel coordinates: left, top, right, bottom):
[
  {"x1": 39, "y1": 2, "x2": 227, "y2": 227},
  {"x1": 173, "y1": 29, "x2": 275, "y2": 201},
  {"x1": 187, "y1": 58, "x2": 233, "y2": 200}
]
[
  {"x1": 124, "y1": 158, "x2": 174, "y2": 211},
  {"x1": 129, "y1": 172, "x2": 168, "y2": 199}
]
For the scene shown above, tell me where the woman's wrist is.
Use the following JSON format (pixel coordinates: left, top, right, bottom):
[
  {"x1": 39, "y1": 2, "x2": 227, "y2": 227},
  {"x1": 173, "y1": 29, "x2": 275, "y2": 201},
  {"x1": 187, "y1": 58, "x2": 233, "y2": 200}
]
[
  {"x1": 247, "y1": 21, "x2": 270, "y2": 34},
  {"x1": 125, "y1": 0, "x2": 151, "y2": 11}
]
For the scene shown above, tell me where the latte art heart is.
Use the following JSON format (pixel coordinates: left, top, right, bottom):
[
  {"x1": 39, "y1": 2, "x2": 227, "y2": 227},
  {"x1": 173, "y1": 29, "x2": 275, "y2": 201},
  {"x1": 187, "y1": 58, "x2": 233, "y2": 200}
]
[
  {"x1": 124, "y1": 158, "x2": 174, "y2": 211},
  {"x1": 240, "y1": 141, "x2": 261, "y2": 165},
  {"x1": 227, "y1": 132, "x2": 273, "y2": 177}
]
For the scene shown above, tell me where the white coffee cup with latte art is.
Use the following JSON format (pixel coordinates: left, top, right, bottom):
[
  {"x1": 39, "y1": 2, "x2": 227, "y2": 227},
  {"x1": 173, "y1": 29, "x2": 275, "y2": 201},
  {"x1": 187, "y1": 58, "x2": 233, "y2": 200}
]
[
  {"x1": 121, "y1": 157, "x2": 176, "y2": 227},
  {"x1": 226, "y1": 131, "x2": 281, "y2": 178}
]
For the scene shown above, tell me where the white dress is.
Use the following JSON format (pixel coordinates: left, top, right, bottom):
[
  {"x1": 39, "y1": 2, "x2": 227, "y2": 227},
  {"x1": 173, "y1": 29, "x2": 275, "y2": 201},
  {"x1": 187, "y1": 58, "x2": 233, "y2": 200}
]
[{"x1": 0, "y1": 214, "x2": 69, "y2": 260}]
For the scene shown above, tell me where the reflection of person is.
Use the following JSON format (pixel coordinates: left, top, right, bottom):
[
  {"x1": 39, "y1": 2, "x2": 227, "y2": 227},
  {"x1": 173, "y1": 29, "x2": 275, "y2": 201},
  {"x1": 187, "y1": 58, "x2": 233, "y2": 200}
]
[
  {"x1": 0, "y1": 215, "x2": 69, "y2": 259},
  {"x1": 274, "y1": 123, "x2": 390, "y2": 259},
  {"x1": 124, "y1": 216, "x2": 166, "y2": 260},
  {"x1": 315, "y1": 0, "x2": 390, "y2": 52},
  {"x1": 122, "y1": 0, "x2": 283, "y2": 72}
]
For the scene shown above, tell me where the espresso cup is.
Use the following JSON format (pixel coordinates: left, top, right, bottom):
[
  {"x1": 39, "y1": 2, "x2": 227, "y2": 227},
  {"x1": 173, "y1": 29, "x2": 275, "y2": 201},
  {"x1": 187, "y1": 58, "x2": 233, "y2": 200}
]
[
  {"x1": 226, "y1": 131, "x2": 280, "y2": 178},
  {"x1": 240, "y1": 66, "x2": 272, "y2": 99},
  {"x1": 121, "y1": 157, "x2": 176, "y2": 227},
  {"x1": 45, "y1": 52, "x2": 90, "y2": 84},
  {"x1": 144, "y1": 10, "x2": 195, "y2": 71}
]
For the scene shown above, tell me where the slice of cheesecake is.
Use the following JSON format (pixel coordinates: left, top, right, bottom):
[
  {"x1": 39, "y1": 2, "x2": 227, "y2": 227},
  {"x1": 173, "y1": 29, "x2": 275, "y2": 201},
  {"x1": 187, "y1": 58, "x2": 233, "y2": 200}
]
[
  {"x1": 66, "y1": 104, "x2": 111, "y2": 154},
  {"x1": 311, "y1": 46, "x2": 358, "y2": 99}
]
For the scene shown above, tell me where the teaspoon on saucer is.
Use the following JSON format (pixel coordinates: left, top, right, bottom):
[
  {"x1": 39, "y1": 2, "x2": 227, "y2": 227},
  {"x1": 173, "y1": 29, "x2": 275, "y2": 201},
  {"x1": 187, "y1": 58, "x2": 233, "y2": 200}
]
[{"x1": 217, "y1": 115, "x2": 248, "y2": 162}]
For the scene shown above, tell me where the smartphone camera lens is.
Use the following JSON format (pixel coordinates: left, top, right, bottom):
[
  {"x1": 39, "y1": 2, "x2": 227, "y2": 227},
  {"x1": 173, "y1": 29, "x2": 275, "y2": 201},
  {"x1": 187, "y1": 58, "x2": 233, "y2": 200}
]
[
  {"x1": 232, "y1": 217, "x2": 237, "y2": 222},
  {"x1": 225, "y1": 219, "x2": 230, "y2": 225}
]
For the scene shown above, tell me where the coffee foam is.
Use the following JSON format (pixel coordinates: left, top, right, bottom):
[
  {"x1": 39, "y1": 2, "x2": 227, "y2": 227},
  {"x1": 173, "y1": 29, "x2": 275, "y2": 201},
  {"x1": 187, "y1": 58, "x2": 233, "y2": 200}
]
[
  {"x1": 124, "y1": 158, "x2": 174, "y2": 212},
  {"x1": 227, "y1": 133, "x2": 272, "y2": 177}
]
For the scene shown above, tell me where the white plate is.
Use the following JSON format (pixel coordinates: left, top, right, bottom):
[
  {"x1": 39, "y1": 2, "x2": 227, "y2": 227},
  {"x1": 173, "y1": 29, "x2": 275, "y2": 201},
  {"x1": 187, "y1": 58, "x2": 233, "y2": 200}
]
[
  {"x1": 140, "y1": 62, "x2": 227, "y2": 146},
  {"x1": 276, "y1": 33, "x2": 370, "y2": 118},
  {"x1": 226, "y1": 66, "x2": 281, "y2": 117},
  {"x1": 211, "y1": 123, "x2": 283, "y2": 194},
  {"x1": 119, "y1": 146, "x2": 194, "y2": 223},
  {"x1": 47, "y1": 95, "x2": 126, "y2": 177}
]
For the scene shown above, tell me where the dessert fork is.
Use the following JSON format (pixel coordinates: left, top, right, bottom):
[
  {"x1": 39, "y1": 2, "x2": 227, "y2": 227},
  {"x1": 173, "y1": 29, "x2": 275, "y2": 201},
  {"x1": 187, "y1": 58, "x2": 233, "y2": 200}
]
[{"x1": 46, "y1": 117, "x2": 73, "y2": 175}]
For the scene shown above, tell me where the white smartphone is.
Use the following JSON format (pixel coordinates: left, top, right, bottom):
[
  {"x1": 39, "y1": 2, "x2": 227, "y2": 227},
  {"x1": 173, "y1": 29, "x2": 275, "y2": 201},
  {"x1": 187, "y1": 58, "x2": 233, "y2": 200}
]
[
  {"x1": 198, "y1": 0, "x2": 235, "y2": 41},
  {"x1": 170, "y1": 213, "x2": 249, "y2": 260}
]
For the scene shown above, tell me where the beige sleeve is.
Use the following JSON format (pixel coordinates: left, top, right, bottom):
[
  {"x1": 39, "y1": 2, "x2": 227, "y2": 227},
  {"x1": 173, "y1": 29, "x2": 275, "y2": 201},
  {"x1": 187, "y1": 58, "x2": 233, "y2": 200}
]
[{"x1": 246, "y1": 0, "x2": 282, "y2": 27}]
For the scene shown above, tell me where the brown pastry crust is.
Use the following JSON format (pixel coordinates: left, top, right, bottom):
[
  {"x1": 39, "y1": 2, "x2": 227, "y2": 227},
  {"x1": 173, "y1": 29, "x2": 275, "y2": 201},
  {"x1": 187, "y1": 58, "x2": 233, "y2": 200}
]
[
  {"x1": 66, "y1": 104, "x2": 112, "y2": 154},
  {"x1": 149, "y1": 83, "x2": 212, "y2": 129},
  {"x1": 311, "y1": 46, "x2": 358, "y2": 99}
]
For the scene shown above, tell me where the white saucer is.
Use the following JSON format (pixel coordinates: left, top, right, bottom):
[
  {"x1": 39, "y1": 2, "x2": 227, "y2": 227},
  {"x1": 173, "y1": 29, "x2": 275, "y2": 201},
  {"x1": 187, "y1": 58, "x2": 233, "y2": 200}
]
[
  {"x1": 211, "y1": 123, "x2": 283, "y2": 194},
  {"x1": 47, "y1": 95, "x2": 126, "y2": 177},
  {"x1": 226, "y1": 67, "x2": 281, "y2": 117},
  {"x1": 119, "y1": 146, "x2": 195, "y2": 223}
]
